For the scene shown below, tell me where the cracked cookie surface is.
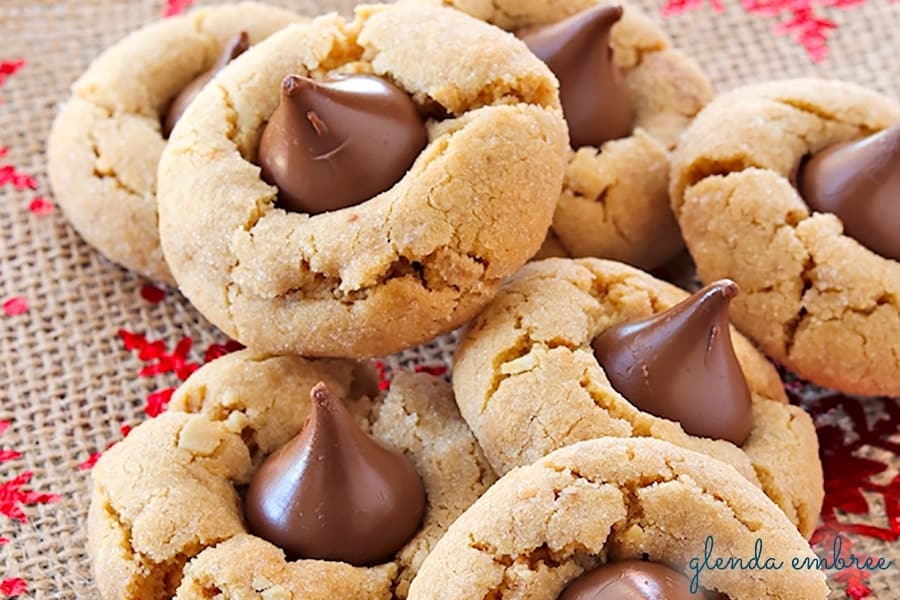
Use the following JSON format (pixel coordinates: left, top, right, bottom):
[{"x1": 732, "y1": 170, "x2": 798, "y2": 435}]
[
  {"x1": 443, "y1": 0, "x2": 713, "y2": 269},
  {"x1": 88, "y1": 350, "x2": 496, "y2": 599},
  {"x1": 157, "y1": 1, "x2": 569, "y2": 357},
  {"x1": 669, "y1": 79, "x2": 900, "y2": 396},
  {"x1": 46, "y1": 2, "x2": 301, "y2": 284},
  {"x1": 407, "y1": 437, "x2": 828, "y2": 600},
  {"x1": 453, "y1": 258, "x2": 823, "y2": 538}
]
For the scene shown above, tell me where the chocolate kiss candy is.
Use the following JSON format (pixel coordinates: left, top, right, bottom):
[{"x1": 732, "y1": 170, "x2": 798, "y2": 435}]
[
  {"x1": 163, "y1": 31, "x2": 249, "y2": 137},
  {"x1": 797, "y1": 124, "x2": 900, "y2": 261},
  {"x1": 257, "y1": 74, "x2": 428, "y2": 214},
  {"x1": 518, "y1": 5, "x2": 634, "y2": 149},
  {"x1": 244, "y1": 382, "x2": 426, "y2": 565},
  {"x1": 559, "y1": 560, "x2": 706, "y2": 600},
  {"x1": 592, "y1": 280, "x2": 753, "y2": 445}
]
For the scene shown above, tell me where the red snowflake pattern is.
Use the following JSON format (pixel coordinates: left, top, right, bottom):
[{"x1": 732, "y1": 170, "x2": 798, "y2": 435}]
[
  {"x1": 203, "y1": 340, "x2": 244, "y2": 363},
  {"x1": 0, "y1": 59, "x2": 25, "y2": 104},
  {"x1": 788, "y1": 388, "x2": 900, "y2": 599},
  {"x1": 145, "y1": 388, "x2": 176, "y2": 418},
  {"x1": 413, "y1": 364, "x2": 449, "y2": 377},
  {"x1": 0, "y1": 60, "x2": 25, "y2": 82},
  {"x1": 162, "y1": 0, "x2": 194, "y2": 18},
  {"x1": 0, "y1": 451, "x2": 21, "y2": 464},
  {"x1": 78, "y1": 425, "x2": 132, "y2": 471},
  {"x1": 2, "y1": 297, "x2": 27, "y2": 317},
  {"x1": 139, "y1": 284, "x2": 166, "y2": 304},
  {"x1": 118, "y1": 329, "x2": 199, "y2": 381},
  {"x1": 0, "y1": 472, "x2": 60, "y2": 523},
  {"x1": 374, "y1": 360, "x2": 391, "y2": 391},
  {"x1": 663, "y1": 0, "x2": 725, "y2": 15},
  {"x1": 117, "y1": 328, "x2": 245, "y2": 418},
  {"x1": 661, "y1": 0, "x2": 862, "y2": 61},
  {"x1": 0, "y1": 165, "x2": 37, "y2": 191},
  {"x1": 0, "y1": 578, "x2": 26, "y2": 597},
  {"x1": 80, "y1": 324, "x2": 246, "y2": 467},
  {"x1": 0, "y1": 423, "x2": 60, "y2": 527},
  {"x1": 27, "y1": 197, "x2": 54, "y2": 216}
]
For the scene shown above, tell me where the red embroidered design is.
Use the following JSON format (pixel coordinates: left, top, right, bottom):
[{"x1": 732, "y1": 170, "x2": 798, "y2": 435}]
[
  {"x1": 77, "y1": 452, "x2": 103, "y2": 472},
  {"x1": 0, "y1": 472, "x2": 60, "y2": 524},
  {"x1": 0, "y1": 59, "x2": 25, "y2": 104},
  {"x1": 0, "y1": 421, "x2": 57, "y2": 596},
  {"x1": 808, "y1": 395, "x2": 899, "y2": 541},
  {"x1": 27, "y1": 198, "x2": 54, "y2": 216},
  {"x1": 0, "y1": 451, "x2": 21, "y2": 464},
  {"x1": 203, "y1": 340, "x2": 244, "y2": 363},
  {"x1": 0, "y1": 60, "x2": 25, "y2": 82},
  {"x1": 374, "y1": 360, "x2": 391, "y2": 391},
  {"x1": 78, "y1": 425, "x2": 132, "y2": 471},
  {"x1": 162, "y1": 0, "x2": 194, "y2": 18},
  {"x1": 0, "y1": 578, "x2": 26, "y2": 597},
  {"x1": 793, "y1": 390, "x2": 900, "y2": 598},
  {"x1": 661, "y1": 0, "x2": 859, "y2": 61},
  {"x1": 662, "y1": 0, "x2": 724, "y2": 14},
  {"x1": 809, "y1": 526, "x2": 883, "y2": 599},
  {"x1": 145, "y1": 388, "x2": 176, "y2": 418},
  {"x1": 118, "y1": 330, "x2": 199, "y2": 381},
  {"x1": 413, "y1": 364, "x2": 448, "y2": 377},
  {"x1": 0, "y1": 147, "x2": 6, "y2": 159},
  {"x1": 0, "y1": 166, "x2": 37, "y2": 191},
  {"x1": 2, "y1": 297, "x2": 28, "y2": 317},
  {"x1": 139, "y1": 284, "x2": 166, "y2": 304},
  {"x1": 117, "y1": 329, "x2": 244, "y2": 417}
]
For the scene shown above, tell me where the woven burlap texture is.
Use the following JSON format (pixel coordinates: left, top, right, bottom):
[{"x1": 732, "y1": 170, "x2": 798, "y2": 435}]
[{"x1": 0, "y1": 0, "x2": 897, "y2": 598}]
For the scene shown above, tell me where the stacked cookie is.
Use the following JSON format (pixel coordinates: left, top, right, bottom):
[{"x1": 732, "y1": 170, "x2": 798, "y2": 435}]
[{"x1": 46, "y1": 0, "x2": 899, "y2": 598}]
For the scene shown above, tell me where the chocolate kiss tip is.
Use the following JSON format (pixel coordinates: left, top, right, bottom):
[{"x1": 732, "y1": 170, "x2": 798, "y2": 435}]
[
  {"x1": 708, "y1": 279, "x2": 739, "y2": 301},
  {"x1": 587, "y1": 3, "x2": 623, "y2": 24},
  {"x1": 234, "y1": 31, "x2": 249, "y2": 54},
  {"x1": 558, "y1": 3, "x2": 624, "y2": 30},
  {"x1": 281, "y1": 74, "x2": 308, "y2": 95},
  {"x1": 310, "y1": 380, "x2": 329, "y2": 400},
  {"x1": 518, "y1": 3, "x2": 633, "y2": 149},
  {"x1": 310, "y1": 381, "x2": 335, "y2": 409}
]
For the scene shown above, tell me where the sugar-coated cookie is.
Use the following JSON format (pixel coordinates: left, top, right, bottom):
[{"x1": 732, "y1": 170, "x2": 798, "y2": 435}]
[
  {"x1": 88, "y1": 351, "x2": 495, "y2": 599},
  {"x1": 444, "y1": 0, "x2": 713, "y2": 269},
  {"x1": 47, "y1": 2, "x2": 301, "y2": 283},
  {"x1": 454, "y1": 258, "x2": 823, "y2": 537},
  {"x1": 408, "y1": 437, "x2": 828, "y2": 599},
  {"x1": 157, "y1": 1, "x2": 568, "y2": 358},
  {"x1": 670, "y1": 79, "x2": 900, "y2": 396}
]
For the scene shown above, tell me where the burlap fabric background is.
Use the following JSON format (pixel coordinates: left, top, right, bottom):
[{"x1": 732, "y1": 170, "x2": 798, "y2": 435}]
[{"x1": 0, "y1": 0, "x2": 897, "y2": 598}]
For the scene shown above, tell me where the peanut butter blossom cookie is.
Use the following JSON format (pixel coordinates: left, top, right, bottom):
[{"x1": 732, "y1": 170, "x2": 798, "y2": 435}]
[
  {"x1": 47, "y1": 2, "x2": 301, "y2": 284},
  {"x1": 156, "y1": 1, "x2": 568, "y2": 358},
  {"x1": 408, "y1": 438, "x2": 828, "y2": 599},
  {"x1": 454, "y1": 258, "x2": 823, "y2": 538},
  {"x1": 443, "y1": 0, "x2": 713, "y2": 269},
  {"x1": 670, "y1": 79, "x2": 900, "y2": 396},
  {"x1": 87, "y1": 350, "x2": 495, "y2": 599}
]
